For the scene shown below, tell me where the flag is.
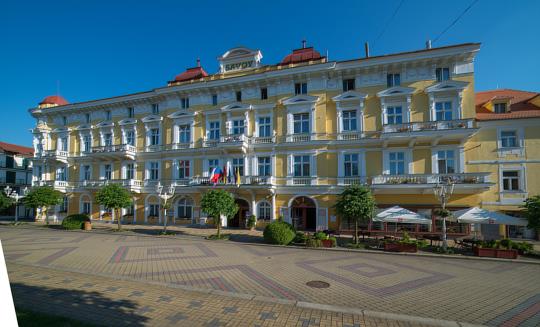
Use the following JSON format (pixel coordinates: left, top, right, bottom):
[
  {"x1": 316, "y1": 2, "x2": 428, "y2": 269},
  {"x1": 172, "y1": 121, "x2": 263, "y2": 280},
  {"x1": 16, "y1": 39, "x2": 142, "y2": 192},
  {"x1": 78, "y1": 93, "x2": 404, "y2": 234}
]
[
  {"x1": 210, "y1": 166, "x2": 222, "y2": 185},
  {"x1": 222, "y1": 164, "x2": 227, "y2": 183},
  {"x1": 227, "y1": 161, "x2": 234, "y2": 184},
  {"x1": 236, "y1": 167, "x2": 241, "y2": 187}
]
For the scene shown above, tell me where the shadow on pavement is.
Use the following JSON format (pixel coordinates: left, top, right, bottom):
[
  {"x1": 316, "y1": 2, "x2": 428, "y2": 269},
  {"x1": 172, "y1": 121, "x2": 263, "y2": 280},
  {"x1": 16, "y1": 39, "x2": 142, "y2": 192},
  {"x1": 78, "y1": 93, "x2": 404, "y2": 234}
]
[{"x1": 11, "y1": 282, "x2": 149, "y2": 326}]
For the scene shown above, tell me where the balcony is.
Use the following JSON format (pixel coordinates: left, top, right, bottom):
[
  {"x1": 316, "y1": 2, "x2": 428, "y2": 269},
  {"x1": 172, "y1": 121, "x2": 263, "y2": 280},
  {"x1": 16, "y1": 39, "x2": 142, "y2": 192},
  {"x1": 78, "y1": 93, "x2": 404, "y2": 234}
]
[
  {"x1": 144, "y1": 144, "x2": 162, "y2": 153},
  {"x1": 188, "y1": 176, "x2": 275, "y2": 187},
  {"x1": 76, "y1": 179, "x2": 143, "y2": 193},
  {"x1": 370, "y1": 173, "x2": 492, "y2": 194},
  {"x1": 338, "y1": 176, "x2": 367, "y2": 186},
  {"x1": 33, "y1": 180, "x2": 70, "y2": 192},
  {"x1": 285, "y1": 176, "x2": 318, "y2": 186},
  {"x1": 382, "y1": 119, "x2": 474, "y2": 134},
  {"x1": 250, "y1": 136, "x2": 276, "y2": 144},
  {"x1": 91, "y1": 144, "x2": 136, "y2": 160},
  {"x1": 169, "y1": 142, "x2": 194, "y2": 150},
  {"x1": 337, "y1": 132, "x2": 365, "y2": 141},
  {"x1": 286, "y1": 133, "x2": 313, "y2": 143},
  {"x1": 36, "y1": 150, "x2": 69, "y2": 163},
  {"x1": 220, "y1": 134, "x2": 249, "y2": 149}
]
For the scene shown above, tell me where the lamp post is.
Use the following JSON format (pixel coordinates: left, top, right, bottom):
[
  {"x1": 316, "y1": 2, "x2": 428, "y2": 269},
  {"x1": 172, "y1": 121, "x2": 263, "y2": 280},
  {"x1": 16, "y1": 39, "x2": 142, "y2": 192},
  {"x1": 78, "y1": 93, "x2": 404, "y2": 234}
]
[
  {"x1": 156, "y1": 182, "x2": 175, "y2": 233},
  {"x1": 433, "y1": 180, "x2": 455, "y2": 250},
  {"x1": 4, "y1": 186, "x2": 29, "y2": 223}
]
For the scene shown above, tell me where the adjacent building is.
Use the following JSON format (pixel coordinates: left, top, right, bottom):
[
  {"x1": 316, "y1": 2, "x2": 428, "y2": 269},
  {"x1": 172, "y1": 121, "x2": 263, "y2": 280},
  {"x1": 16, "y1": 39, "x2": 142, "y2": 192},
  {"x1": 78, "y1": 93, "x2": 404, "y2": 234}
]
[
  {"x1": 0, "y1": 141, "x2": 34, "y2": 219},
  {"x1": 27, "y1": 42, "x2": 537, "y2": 238}
]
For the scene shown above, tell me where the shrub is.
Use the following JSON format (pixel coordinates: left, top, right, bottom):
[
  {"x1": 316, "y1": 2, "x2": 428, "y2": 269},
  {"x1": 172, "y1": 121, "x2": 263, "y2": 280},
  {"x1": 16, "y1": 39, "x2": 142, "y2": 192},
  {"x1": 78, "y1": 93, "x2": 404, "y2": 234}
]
[
  {"x1": 314, "y1": 231, "x2": 327, "y2": 240},
  {"x1": 247, "y1": 215, "x2": 257, "y2": 229},
  {"x1": 328, "y1": 236, "x2": 337, "y2": 247},
  {"x1": 306, "y1": 238, "x2": 322, "y2": 248},
  {"x1": 263, "y1": 221, "x2": 296, "y2": 245},
  {"x1": 61, "y1": 214, "x2": 90, "y2": 230},
  {"x1": 294, "y1": 231, "x2": 307, "y2": 244}
]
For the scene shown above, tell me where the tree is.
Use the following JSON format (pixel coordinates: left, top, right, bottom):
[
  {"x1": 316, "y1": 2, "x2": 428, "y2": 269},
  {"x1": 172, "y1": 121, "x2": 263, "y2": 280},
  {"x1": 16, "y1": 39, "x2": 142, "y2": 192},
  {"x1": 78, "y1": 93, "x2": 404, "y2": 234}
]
[
  {"x1": 334, "y1": 185, "x2": 376, "y2": 244},
  {"x1": 95, "y1": 184, "x2": 133, "y2": 231},
  {"x1": 23, "y1": 186, "x2": 63, "y2": 225},
  {"x1": 523, "y1": 195, "x2": 540, "y2": 239},
  {"x1": 200, "y1": 189, "x2": 238, "y2": 238},
  {"x1": 0, "y1": 192, "x2": 14, "y2": 211}
]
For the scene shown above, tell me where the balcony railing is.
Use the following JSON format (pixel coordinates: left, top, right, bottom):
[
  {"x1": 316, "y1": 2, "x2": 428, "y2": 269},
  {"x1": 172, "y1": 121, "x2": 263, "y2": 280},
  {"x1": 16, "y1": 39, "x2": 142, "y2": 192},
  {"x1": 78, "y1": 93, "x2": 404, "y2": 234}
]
[
  {"x1": 91, "y1": 144, "x2": 136, "y2": 154},
  {"x1": 188, "y1": 175, "x2": 274, "y2": 186},
  {"x1": 77, "y1": 179, "x2": 143, "y2": 188},
  {"x1": 144, "y1": 144, "x2": 162, "y2": 152},
  {"x1": 338, "y1": 176, "x2": 367, "y2": 185},
  {"x1": 371, "y1": 173, "x2": 490, "y2": 185},
  {"x1": 285, "y1": 176, "x2": 318, "y2": 186},
  {"x1": 383, "y1": 119, "x2": 474, "y2": 134},
  {"x1": 203, "y1": 138, "x2": 220, "y2": 148},
  {"x1": 169, "y1": 142, "x2": 193, "y2": 150},
  {"x1": 337, "y1": 132, "x2": 365, "y2": 141},
  {"x1": 286, "y1": 133, "x2": 313, "y2": 143},
  {"x1": 36, "y1": 150, "x2": 69, "y2": 160},
  {"x1": 250, "y1": 136, "x2": 275, "y2": 144}
]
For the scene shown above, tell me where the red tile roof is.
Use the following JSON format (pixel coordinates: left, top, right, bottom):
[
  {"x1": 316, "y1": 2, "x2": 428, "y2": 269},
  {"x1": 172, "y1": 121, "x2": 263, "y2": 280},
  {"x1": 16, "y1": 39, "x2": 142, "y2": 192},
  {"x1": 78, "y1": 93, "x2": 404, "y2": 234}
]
[
  {"x1": 475, "y1": 89, "x2": 540, "y2": 121},
  {"x1": 0, "y1": 141, "x2": 34, "y2": 156},
  {"x1": 39, "y1": 95, "x2": 69, "y2": 106},
  {"x1": 174, "y1": 66, "x2": 209, "y2": 82},
  {"x1": 280, "y1": 47, "x2": 323, "y2": 65}
]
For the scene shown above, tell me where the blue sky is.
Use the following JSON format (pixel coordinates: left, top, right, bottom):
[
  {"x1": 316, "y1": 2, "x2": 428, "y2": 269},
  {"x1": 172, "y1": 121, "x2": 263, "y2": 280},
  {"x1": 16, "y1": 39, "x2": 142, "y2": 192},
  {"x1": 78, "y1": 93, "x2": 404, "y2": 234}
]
[{"x1": 2, "y1": 0, "x2": 539, "y2": 146}]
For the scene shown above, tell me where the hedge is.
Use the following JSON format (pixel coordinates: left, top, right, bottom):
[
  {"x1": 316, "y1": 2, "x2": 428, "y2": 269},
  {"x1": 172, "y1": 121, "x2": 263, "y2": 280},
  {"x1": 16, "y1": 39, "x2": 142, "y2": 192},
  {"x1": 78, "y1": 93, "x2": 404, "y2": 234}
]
[
  {"x1": 263, "y1": 221, "x2": 296, "y2": 245},
  {"x1": 61, "y1": 214, "x2": 91, "y2": 230}
]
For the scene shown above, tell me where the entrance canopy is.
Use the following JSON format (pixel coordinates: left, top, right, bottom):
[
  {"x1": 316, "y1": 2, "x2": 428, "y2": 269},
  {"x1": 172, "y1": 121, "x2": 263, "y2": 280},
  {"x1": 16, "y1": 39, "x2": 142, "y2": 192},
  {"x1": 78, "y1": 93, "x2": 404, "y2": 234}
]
[
  {"x1": 374, "y1": 206, "x2": 432, "y2": 225},
  {"x1": 451, "y1": 207, "x2": 527, "y2": 226}
]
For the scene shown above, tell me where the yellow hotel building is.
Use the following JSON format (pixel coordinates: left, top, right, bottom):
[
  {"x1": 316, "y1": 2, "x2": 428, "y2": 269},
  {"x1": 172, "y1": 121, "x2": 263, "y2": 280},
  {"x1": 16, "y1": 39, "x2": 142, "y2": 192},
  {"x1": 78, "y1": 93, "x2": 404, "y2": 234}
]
[{"x1": 28, "y1": 42, "x2": 539, "y2": 238}]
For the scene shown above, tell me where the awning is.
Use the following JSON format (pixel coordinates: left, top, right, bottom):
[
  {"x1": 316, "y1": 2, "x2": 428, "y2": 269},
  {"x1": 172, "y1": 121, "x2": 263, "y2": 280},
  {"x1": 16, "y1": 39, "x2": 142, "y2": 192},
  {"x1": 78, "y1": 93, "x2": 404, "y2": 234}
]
[
  {"x1": 451, "y1": 207, "x2": 528, "y2": 226},
  {"x1": 374, "y1": 206, "x2": 432, "y2": 225}
]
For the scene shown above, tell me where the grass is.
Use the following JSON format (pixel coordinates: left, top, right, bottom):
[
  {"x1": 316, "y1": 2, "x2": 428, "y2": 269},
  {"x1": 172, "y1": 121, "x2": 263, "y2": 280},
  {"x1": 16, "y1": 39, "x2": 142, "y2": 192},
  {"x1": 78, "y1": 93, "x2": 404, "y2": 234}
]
[{"x1": 16, "y1": 308, "x2": 98, "y2": 327}]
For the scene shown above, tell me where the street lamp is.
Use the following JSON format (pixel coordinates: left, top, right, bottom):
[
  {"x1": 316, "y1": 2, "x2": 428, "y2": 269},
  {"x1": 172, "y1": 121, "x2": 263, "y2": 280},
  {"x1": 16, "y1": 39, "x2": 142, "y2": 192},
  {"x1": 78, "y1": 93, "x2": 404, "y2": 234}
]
[
  {"x1": 4, "y1": 186, "x2": 29, "y2": 223},
  {"x1": 433, "y1": 180, "x2": 455, "y2": 250},
  {"x1": 156, "y1": 182, "x2": 175, "y2": 232}
]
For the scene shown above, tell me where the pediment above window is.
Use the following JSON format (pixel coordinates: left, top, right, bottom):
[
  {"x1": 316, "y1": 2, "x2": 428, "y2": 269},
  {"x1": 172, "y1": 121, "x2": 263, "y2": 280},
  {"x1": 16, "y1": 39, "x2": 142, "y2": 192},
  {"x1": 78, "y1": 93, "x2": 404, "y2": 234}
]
[
  {"x1": 425, "y1": 80, "x2": 468, "y2": 93},
  {"x1": 377, "y1": 86, "x2": 415, "y2": 98},
  {"x1": 52, "y1": 127, "x2": 71, "y2": 133},
  {"x1": 332, "y1": 91, "x2": 368, "y2": 103},
  {"x1": 167, "y1": 111, "x2": 197, "y2": 119},
  {"x1": 95, "y1": 121, "x2": 115, "y2": 128},
  {"x1": 74, "y1": 124, "x2": 93, "y2": 131},
  {"x1": 141, "y1": 114, "x2": 163, "y2": 123},
  {"x1": 118, "y1": 118, "x2": 138, "y2": 126},
  {"x1": 282, "y1": 94, "x2": 319, "y2": 106},
  {"x1": 220, "y1": 102, "x2": 252, "y2": 112}
]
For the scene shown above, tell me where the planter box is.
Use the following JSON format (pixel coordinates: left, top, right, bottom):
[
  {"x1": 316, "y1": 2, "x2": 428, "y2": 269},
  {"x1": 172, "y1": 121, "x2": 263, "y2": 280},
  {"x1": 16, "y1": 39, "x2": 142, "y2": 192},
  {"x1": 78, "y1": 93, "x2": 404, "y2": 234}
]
[
  {"x1": 384, "y1": 243, "x2": 417, "y2": 253},
  {"x1": 321, "y1": 239, "x2": 335, "y2": 248},
  {"x1": 474, "y1": 247, "x2": 518, "y2": 259},
  {"x1": 83, "y1": 221, "x2": 92, "y2": 231}
]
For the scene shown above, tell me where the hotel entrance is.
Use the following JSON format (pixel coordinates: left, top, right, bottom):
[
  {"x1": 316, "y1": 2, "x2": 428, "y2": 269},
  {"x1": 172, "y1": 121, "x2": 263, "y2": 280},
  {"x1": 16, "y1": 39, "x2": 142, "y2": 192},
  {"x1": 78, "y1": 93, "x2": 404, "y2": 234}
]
[
  {"x1": 230, "y1": 199, "x2": 250, "y2": 228},
  {"x1": 291, "y1": 196, "x2": 316, "y2": 231}
]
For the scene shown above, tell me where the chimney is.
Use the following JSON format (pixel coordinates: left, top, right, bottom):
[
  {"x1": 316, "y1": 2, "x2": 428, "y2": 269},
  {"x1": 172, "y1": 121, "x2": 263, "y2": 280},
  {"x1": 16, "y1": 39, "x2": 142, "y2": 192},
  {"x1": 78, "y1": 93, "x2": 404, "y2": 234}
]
[
  {"x1": 426, "y1": 39, "x2": 432, "y2": 49},
  {"x1": 196, "y1": 58, "x2": 201, "y2": 67},
  {"x1": 364, "y1": 42, "x2": 370, "y2": 58},
  {"x1": 302, "y1": 39, "x2": 306, "y2": 49}
]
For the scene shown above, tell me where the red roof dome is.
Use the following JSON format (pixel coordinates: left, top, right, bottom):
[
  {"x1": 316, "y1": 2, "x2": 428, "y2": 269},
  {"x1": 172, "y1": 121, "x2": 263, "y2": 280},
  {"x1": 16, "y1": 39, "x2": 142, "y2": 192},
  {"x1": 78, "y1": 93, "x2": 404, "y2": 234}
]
[
  {"x1": 39, "y1": 95, "x2": 69, "y2": 106},
  {"x1": 280, "y1": 47, "x2": 323, "y2": 65},
  {"x1": 174, "y1": 66, "x2": 209, "y2": 82}
]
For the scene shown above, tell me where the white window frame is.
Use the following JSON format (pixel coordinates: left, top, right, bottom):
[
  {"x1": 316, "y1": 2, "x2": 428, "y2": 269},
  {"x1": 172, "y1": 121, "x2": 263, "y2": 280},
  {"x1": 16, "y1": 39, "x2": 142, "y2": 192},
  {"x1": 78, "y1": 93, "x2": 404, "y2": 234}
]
[
  {"x1": 256, "y1": 115, "x2": 272, "y2": 138},
  {"x1": 497, "y1": 127, "x2": 524, "y2": 157},
  {"x1": 385, "y1": 105, "x2": 404, "y2": 125},
  {"x1": 207, "y1": 120, "x2": 220, "y2": 140},
  {"x1": 257, "y1": 201, "x2": 272, "y2": 221},
  {"x1": 146, "y1": 161, "x2": 160, "y2": 180},
  {"x1": 382, "y1": 149, "x2": 413, "y2": 175}
]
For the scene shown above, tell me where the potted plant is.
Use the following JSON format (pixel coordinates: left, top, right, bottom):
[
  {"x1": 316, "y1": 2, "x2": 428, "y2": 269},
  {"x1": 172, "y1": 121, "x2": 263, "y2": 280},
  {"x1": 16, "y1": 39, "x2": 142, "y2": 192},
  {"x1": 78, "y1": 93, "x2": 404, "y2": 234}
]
[
  {"x1": 247, "y1": 215, "x2": 257, "y2": 231},
  {"x1": 474, "y1": 239, "x2": 519, "y2": 259}
]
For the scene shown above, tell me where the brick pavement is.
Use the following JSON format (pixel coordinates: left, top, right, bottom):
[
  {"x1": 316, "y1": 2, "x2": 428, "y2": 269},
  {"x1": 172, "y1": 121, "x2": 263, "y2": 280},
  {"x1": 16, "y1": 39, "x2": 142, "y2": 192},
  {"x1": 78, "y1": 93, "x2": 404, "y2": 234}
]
[{"x1": 1, "y1": 225, "x2": 540, "y2": 326}]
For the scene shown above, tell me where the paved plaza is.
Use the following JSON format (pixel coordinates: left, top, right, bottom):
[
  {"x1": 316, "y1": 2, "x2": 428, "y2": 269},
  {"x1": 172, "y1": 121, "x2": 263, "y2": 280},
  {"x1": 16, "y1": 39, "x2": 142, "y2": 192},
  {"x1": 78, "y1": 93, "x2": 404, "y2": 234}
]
[{"x1": 1, "y1": 225, "x2": 539, "y2": 326}]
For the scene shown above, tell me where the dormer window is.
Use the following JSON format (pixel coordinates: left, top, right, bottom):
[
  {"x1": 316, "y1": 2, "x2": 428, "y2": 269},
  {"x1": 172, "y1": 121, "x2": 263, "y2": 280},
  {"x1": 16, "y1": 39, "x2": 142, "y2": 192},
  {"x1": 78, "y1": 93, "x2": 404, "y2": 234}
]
[
  {"x1": 387, "y1": 73, "x2": 400, "y2": 87},
  {"x1": 127, "y1": 107, "x2": 134, "y2": 118},
  {"x1": 152, "y1": 104, "x2": 159, "y2": 115},
  {"x1": 85, "y1": 113, "x2": 90, "y2": 124},
  {"x1": 295, "y1": 83, "x2": 307, "y2": 95},
  {"x1": 494, "y1": 103, "x2": 507, "y2": 113},
  {"x1": 105, "y1": 110, "x2": 112, "y2": 121},
  {"x1": 236, "y1": 91, "x2": 242, "y2": 102},
  {"x1": 62, "y1": 116, "x2": 67, "y2": 126},
  {"x1": 436, "y1": 67, "x2": 450, "y2": 82},
  {"x1": 260, "y1": 87, "x2": 268, "y2": 100},
  {"x1": 342, "y1": 79, "x2": 355, "y2": 92},
  {"x1": 212, "y1": 94, "x2": 218, "y2": 106},
  {"x1": 181, "y1": 97, "x2": 190, "y2": 109}
]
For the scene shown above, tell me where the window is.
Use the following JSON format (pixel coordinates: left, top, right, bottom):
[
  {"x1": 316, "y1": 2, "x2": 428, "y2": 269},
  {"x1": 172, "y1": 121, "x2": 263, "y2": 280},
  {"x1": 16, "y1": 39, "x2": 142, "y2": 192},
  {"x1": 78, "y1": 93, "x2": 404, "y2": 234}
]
[
  {"x1": 436, "y1": 67, "x2": 450, "y2": 82},
  {"x1": 232, "y1": 158, "x2": 244, "y2": 176},
  {"x1": 125, "y1": 130, "x2": 135, "y2": 146},
  {"x1": 208, "y1": 159, "x2": 219, "y2": 174},
  {"x1": 82, "y1": 202, "x2": 91, "y2": 215},
  {"x1": 344, "y1": 154, "x2": 359, "y2": 177},
  {"x1": 293, "y1": 155, "x2": 310, "y2": 177},
  {"x1": 502, "y1": 171, "x2": 520, "y2": 191},
  {"x1": 59, "y1": 197, "x2": 68, "y2": 213},
  {"x1": 387, "y1": 73, "x2": 400, "y2": 87},
  {"x1": 104, "y1": 164, "x2": 112, "y2": 180},
  {"x1": 494, "y1": 103, "x2": 507, "y2": 114},
  {"x1": 293, "y1": 113, "x2": 310, "y2": 134},
  {"x1": 62, "y1": 116, "x2": 67, "y2": 126},
  {"x1": 258, "y1": 157, "x2": 271, "y2": 176},
  {"x1": 105, "y1": 110, "x2": 112, "y2": 121},
  {"x1": 389, "y1": 152, "x2": 405, "y2": 175},
  {"x1": 60, "y1": 137, "x2": 68, "y2": 152},
  {"x1": 177, "y1": 198, "x2": 193, "y2": 219},
  {"x1": 178, "y1": 124, "x2": 190, "y2": 143},
  {"x1": 149, "y1": 204, "x2": 160, "y2": 217},
  {"x1": 437, "y1": 150, "x2": 455, "y2": 174},
  {"x1": 150, "y1": 128, "x2": 160, "y2": 145},
  {"x1": 258, "y1": 116, "x2": 271, "y2": 137},
  {"x1": 127, "y1": 107, "x2": 134, "y2": 118},
  {"x1": 125, "y1": 163, "x2": 135, "y2": 180},
  {"x1": 36, "y1": 165, "x2": 42, "y2": 181},
  {"x1": 181, "y1": 97, "x2": 189, "y2": 109},
  {"x1": 152, "y1": 103, "x2": 159, "y2": 115},
  {"x1": 386, "y1": 106, "x2": 403, "y2": 124},
  {"x1": 435, "y1": 101, "x2": 453, "y2": 121},
  {"x1": 82, "y1": 165, "x2": 91, "y2": 181},
  {"x1": 212, "y1": 94, "x2": 218, "y2": 106},
  {"x1": 500, "y1": 130, "x2": 518, "y2": 148},
  {"x1": 236, "y1": 91, "x2": 242, "y2": 102},
  {"x1": 232, "y1": 120, "x2": 245, "y2": 135},
  {"x1": 177, "y1": 160, "x2": 190, "y2": 178},
  {"x1": 103, "y1": 133, "x2": 113, "y2": 146},
  {"x1": 342, "y1": 110, "x2": 357, "y2": 131},
  {"x1": 342, "y1": 79, "x2": 355, "y2": 92},
  {"x1": 82, "y1": 135, "x2": 91, "y2": 152},
  {"x1": 85, "y1": 113, "x2": 90, "y2": 123},
  {"x1": 258, "y1": 202, "x2": 271, "y2": 221},
  {"x1": 149, "y1": 162, "x2": 159, "y2": 180},
  {"x1": 260, "y1": 87, "x2": 268, "y2": 100},
  {"x1": 57, "y1": 167, "x2": 66, "y2": 181},
  {"x1": 208, "y1": 121, "x2": 220, "y2": 140},
  {"x1": 295, "y1": 82, "x2": 307, "y2": 95}
]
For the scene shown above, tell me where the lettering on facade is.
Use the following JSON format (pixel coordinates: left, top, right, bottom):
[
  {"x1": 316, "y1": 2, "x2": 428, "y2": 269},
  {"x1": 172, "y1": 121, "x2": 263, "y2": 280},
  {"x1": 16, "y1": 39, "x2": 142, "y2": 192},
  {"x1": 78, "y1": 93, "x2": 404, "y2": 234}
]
[{"x1": 224, "y1": 60, "x2": 254, "y2": 72}]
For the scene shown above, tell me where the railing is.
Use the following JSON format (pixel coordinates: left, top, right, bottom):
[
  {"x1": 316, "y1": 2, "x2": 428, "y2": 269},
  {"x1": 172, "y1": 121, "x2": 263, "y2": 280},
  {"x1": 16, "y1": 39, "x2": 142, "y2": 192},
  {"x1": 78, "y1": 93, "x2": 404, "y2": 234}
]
[
  {"x1": 220, "y1": 134, "x2": 248, "y2": 144},
  {"x1": 338, "y1": 176, "x2": 367, "y2": 185},
  {"x1": 77, "y1": 179, "x2": 143, "y2": 189},
  {"x1": 371, "y1": 173, "x2": 490, "y2": 185},
  {"x1": 337, "y1": 132, "x2": 364, "y2": 141},
  {"x1": 34, "y1": 180, "x2": 70, "y2": 188},
  {"x1": 91, "y1": 144, "x2": 136, "y2": 154},
  {"x1": 250, "y1": 136, "x2": 275, "y2": 144},
  {"x1": 37, "y1": 150, "x2": 69, "y2": 159},
  {"x1": 285, "y1": 176, "x2": 318, "y2": 185},
  {"x1": 383, "y1": 119, "x2": 474, "y2": 133},
  {"x1": 144, "y1": 145, "x2": 162, "y2": 152},
  {"x1": 170, "y1": 142, "x2": 193, "y2": 150},
  {"x1": 203, "y1": 138, "x2": 219, "y2": 148},
  {"x1": 286, "y1": 133, "x2": 313, "y2": 143},
  {"x1": 188, "y1": 175, "x2": 274, "y2": 186}
]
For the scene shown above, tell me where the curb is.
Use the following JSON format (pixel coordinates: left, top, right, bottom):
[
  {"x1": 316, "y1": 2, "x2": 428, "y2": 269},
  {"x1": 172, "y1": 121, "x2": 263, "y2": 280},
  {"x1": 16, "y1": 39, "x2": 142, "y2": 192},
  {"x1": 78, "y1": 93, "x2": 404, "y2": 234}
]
[{"x1": 2, "y1": 223, "x2": 539, "y2": 265}]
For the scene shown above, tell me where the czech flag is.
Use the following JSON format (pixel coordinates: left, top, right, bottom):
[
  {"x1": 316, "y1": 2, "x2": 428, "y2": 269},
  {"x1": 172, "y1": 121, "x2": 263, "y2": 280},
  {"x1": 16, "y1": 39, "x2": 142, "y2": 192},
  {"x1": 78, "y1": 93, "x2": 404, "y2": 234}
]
[{"x1": 210, "y1": 166, "x2": 223, "y2": 185}]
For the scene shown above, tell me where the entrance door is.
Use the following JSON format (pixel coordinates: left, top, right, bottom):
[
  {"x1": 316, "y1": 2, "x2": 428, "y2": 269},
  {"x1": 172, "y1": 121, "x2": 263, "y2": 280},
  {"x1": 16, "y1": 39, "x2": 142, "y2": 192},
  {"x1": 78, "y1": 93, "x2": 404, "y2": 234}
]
[
  {"x1": 291, "y1": 197, "x2": 316, "y2": 231},
  {"x1": 230, "y1": 199, "x2": 250, "y2": 228}
]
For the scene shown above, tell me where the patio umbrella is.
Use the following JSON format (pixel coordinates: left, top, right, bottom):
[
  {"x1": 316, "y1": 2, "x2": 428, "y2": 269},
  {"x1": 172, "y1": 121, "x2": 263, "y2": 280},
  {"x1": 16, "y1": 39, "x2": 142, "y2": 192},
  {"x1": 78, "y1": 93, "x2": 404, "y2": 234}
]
[
  {"x1": 374, "y1": 206, "x2": 432, "y2": 224},
  {"x1": 452, "y1": 207, "x2": 527, "y2": 226}
]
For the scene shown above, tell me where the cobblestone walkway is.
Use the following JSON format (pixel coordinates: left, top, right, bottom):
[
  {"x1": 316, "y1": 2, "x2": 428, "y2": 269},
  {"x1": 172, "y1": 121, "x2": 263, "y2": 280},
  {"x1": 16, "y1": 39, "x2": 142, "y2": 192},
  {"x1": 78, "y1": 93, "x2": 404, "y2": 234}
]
[{"x1": 2, "y1": 226, "x2": 540, "y2": 326}]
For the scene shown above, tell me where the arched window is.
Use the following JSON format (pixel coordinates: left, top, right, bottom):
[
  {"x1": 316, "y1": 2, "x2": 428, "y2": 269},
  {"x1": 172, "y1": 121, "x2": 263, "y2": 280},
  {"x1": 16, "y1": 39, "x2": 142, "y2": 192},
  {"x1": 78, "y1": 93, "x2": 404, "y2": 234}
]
[
  {"x1": 257, "y1": 201, "x2": 271, "y2": 221},
  {"x1": 177, "y1": 197, "x2": 193, "y2": 220}
]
